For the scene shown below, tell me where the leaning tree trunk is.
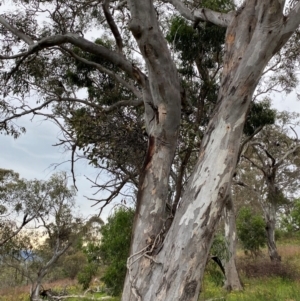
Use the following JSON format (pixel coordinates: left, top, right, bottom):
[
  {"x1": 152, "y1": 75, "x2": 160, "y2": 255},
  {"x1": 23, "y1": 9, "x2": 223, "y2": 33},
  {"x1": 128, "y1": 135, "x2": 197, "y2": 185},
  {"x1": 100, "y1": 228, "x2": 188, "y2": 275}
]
[
  {"x1": 122, "y1": 1, "x2": 298, "y2": 300},
  {"x1": 223, "y1": 195, "x2": 243, "y2": 291}
]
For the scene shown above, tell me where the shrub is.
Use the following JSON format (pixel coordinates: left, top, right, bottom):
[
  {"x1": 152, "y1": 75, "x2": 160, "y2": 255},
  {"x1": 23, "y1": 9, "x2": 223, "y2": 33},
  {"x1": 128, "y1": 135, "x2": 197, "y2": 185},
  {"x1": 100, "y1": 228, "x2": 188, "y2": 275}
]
[
  {"x1": 238, "y1": 258, "x2": 299, "y2": 280},
  {"x1": 63, "y1": 252, "x2": 87, "y2": 279},
  {"x1": 236, "y1": 207, "x2": 266, "y2": 257},
  {"x1": 99, "y1": 207, "x2": 134, "y2": 296}
]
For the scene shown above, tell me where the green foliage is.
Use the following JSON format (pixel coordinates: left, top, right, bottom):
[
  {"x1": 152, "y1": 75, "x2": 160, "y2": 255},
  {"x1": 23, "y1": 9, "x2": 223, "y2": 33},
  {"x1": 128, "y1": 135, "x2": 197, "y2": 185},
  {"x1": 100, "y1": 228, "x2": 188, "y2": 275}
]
[
  {"x1": 244, "y1": 99, "x2": 276, "y2": 136},
  {"x1": 99, "y1": 208, "x2": 134, "y2": 296},
  {"x1": 237, "y1": 207, "x2": 266, "y2": 257},
  {"x1": 281, "y1": 198, "x2": 300, "y2": 233},
  {"x1": 211, "y1": 233, "x2": 229, "y2": 262},
  {"x1": 68, "y1": 107, "x2": 146, "y2": 171},
  {"x1": 200, "y1": 276, "x2": 300, "y2": 301},
  {"x1": 205, "y1": 234, "x2": 228, "y2": 286},
  {"x1": 62, "y1": 251, "x2": 87, "y2": 279},
  {"x1": 166, "y1": 15, "x2": 226, "y2": 76},
  {"x1": 77, "y1": 263, "x2": 98, "y2": 290}
]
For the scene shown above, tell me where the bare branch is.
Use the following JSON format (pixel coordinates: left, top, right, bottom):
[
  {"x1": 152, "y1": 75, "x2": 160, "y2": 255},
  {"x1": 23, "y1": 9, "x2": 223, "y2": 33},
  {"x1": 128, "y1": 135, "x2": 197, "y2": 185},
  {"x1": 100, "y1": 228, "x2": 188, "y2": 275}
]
[
  {"x1": 242, "y1": 154, "x2": 264, "y2": 174},
  {"x1": 0, "y1": 52, "x2": 32, "y2": 59},
  {"x1": 0, "y1": 215, "x2": 35, "y2": 247},
  {"x1": 102, "y1": 0, "x2": 124, "y2": 53},
  {"x1": 275, "y1": 143, "x2": 300, "y2": 167},
  {"x1": 290, "y1": 126, "x2": 299, "y2": 141},
  {"x1": 71, "y1": 143, "x2": 78, "y2": 191},
  {"x1": 0, "y1": 22, "x2": 146, "y2": 85},
  {"x1": 0, "y1": 16, "x2": 34, "y2": 45},
  {"x1": 238, "y1": 126, "x2": 264, "y2": 161},
  {"x1": 87, "y1": 175, "x2": 132, "y2": 214},
  {"x1": 0, "y1": 99, "x2": 55, "y2": 125}
]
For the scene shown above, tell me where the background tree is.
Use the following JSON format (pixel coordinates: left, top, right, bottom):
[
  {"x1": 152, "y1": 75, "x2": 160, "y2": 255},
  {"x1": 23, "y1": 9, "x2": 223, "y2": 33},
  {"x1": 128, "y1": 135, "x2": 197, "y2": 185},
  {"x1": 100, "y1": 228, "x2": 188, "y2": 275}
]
[
  {"x1": 0, "y1": 172, "x2": 81, "y2": 300},
  {"x1": 0, "y1": 169, "x2": 46, "y2": 247},
  {"x1": 241, "y1": 112, "x2": 300, "y2": 261}
]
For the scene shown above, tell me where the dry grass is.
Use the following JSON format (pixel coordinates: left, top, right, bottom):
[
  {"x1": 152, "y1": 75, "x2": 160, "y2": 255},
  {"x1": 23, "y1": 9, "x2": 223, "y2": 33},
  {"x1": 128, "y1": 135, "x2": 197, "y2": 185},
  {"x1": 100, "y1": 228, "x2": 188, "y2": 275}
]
[
  {"x1": 0, "y1": 278, "x2": 78, "y2": 301},
  {"x1": 278, "y1": 244, "x2": 300, "y2": 259}
]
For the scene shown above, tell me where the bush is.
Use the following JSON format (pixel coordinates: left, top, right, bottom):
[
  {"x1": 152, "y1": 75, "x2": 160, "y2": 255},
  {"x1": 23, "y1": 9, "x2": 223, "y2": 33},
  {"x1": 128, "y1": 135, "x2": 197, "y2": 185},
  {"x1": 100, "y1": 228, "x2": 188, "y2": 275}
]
[
  {"x1": 77, "y1": 263, "x2": 98, "y2": 290},
  {"x1": 99, "y1": 207, "x2": 134, "y2": 296},
  {"x1": 63, "y1": 252, "x2": 87, "y2": 279},
  {"x1": 238, "y1": 258, "x2": 299, "y2": 280},
  {"x1": 237, "y1": 207, "x2": 266, "y2": 257}
]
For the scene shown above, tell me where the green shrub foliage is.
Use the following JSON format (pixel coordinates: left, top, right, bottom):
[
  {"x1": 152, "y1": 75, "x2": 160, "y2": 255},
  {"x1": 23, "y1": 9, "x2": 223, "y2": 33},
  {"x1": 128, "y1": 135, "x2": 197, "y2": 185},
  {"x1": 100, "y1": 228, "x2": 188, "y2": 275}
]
[
  {"x1": 99, "y1": 208, "x2": 135, "y2": 296},
  {"x1": 237, "y1": 207, "x2": 266, "y2": 257}
]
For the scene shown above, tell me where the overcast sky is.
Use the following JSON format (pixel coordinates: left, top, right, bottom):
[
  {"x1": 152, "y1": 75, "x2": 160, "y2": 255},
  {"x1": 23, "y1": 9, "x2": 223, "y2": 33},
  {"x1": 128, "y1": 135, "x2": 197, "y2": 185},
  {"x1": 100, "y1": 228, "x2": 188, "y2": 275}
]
[{"x1": 0, "y1": 114, "x2": 115, "y2": 220}]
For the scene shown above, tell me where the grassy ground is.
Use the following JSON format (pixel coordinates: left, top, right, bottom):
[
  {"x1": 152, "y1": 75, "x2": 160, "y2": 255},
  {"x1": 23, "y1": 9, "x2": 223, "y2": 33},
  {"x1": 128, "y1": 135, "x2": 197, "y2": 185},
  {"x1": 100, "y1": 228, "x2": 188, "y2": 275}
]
[
  {"x1": 200, "y1": 241, "x2": 300, "y2": 301},
  {"x1": 1, "y1": 239, "x2": 299, "y2": 301}
]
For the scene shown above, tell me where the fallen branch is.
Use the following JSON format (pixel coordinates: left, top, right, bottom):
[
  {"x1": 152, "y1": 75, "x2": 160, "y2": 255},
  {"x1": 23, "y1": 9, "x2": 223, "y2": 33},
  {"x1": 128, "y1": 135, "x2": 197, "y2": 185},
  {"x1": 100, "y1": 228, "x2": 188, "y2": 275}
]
[{"x1": 50, "y1": 295, "x2": 112, "y2": 300}]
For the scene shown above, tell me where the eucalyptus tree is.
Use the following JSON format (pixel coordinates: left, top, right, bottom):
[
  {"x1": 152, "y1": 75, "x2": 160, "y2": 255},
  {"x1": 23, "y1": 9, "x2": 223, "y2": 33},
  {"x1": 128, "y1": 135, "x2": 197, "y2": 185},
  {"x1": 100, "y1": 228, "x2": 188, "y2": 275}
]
[
  {"x1": 0, "y1": 168, "x2": 47, "y2": 247},
  {"x1": 0, "y1": 172, "x2": 81, "y2": 300},
  {"x1": 1, "y1": 1, "x2": 300, "y2": 300},
  {"x1": 241, "y1": 112, "x2": 300, "y2": 261},
  {"x1": 30, "y1": 173, "x2": 81, "y2": 301}
]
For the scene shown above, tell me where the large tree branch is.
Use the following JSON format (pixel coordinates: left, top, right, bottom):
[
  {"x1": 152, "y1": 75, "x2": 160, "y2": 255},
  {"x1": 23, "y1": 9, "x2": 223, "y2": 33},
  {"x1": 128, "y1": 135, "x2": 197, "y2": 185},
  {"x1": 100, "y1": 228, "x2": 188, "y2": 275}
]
[
  {"x1": 0, "y1": 16, "x2": 34, "y2": 45},
  {"x1": 162, "y1": 0, "x2": 234, "y2": 27},
  {"x1": 28, "y1": 34, "x2": 140, "y2": 81},
  {"x1": 283, "y1": 1, "x2": 300, "y2": 35},
  {"x1": 0, "y1": 15, "x2": 146, "y2": 85},
  {"x1": 194, "y1": 8, "x2": 234, "y2": 27},
  {"x1": 59, "y1": 46, "x2": 143, "y2": 99},
  {"x1": 161, "y1": 0, "x2": 194, "y2": 20},
  {"x1": 102, "y1": 0, "x2": 124, "y2": 53},
  {"x1": 0, "y1": 214, "x2": 35, "y2": 247}
]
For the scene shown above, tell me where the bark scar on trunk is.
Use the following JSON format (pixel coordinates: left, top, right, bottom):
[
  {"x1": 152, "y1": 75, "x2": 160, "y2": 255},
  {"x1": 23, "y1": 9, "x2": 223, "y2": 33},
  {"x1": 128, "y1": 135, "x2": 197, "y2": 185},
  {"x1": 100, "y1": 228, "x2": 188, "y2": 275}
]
[{"x1": 179, "y1": 280, "x2": 198, "y2": 301}]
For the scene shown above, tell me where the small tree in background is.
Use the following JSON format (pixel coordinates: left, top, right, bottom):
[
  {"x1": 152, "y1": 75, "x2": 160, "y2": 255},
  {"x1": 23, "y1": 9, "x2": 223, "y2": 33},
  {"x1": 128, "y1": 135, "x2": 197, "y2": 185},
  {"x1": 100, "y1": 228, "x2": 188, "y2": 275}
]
[
  {"x1": 77, "y1": 242, "x2": 101, "y2": 290},
  {"x1": 99, "y1": 208, "x2": 134, "y2": 296},
  {"x1": 0, "y1": 172, "x2": 81, "y2": 300},
  {"x1": 237, "y1": 207, "x2": 266, "y2": 258}
]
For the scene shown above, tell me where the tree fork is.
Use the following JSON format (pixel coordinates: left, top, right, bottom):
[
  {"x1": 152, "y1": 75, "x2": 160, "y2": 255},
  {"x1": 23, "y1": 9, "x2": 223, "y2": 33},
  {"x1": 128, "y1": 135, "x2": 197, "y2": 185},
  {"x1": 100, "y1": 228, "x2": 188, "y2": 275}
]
[{"x1": 122, "y1": 1, "x2": 300, "y2": 300}]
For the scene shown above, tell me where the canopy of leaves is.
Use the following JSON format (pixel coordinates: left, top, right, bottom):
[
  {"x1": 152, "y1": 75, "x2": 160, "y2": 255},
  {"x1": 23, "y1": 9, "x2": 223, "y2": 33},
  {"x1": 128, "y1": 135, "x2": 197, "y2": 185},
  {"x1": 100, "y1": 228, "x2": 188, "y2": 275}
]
[
  {"x1": 244, "y1": 99, "x2": 276, "y2": 136},
  {"x1": 68, "y1": 106, "x2": 146, "y2": 173}
]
